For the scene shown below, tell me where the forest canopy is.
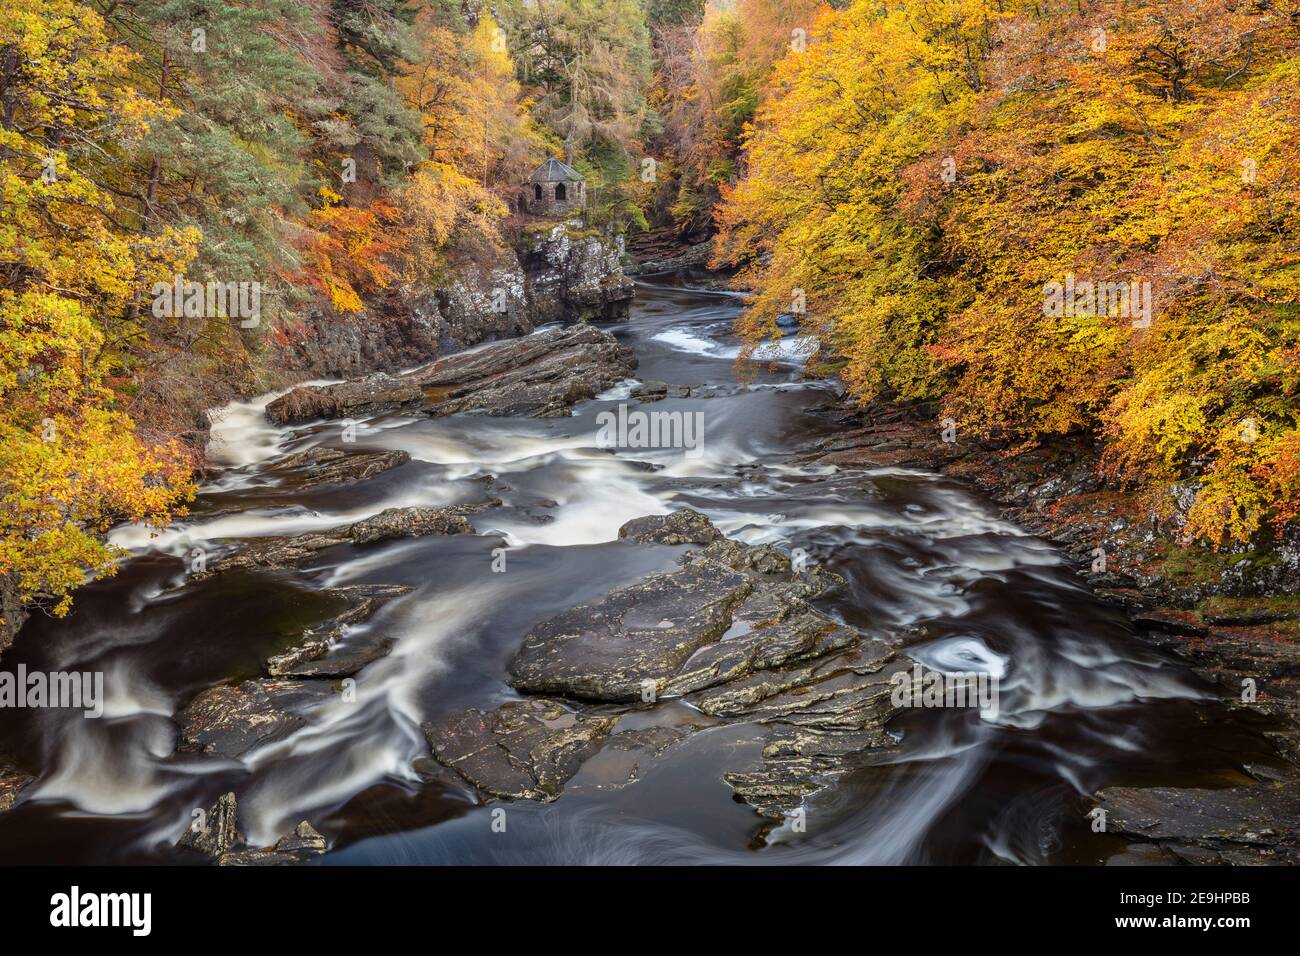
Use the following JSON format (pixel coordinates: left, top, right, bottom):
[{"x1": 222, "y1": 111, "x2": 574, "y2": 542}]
[{"x1": 713, "y1": 0, "x2": 1300, "y2": 548}]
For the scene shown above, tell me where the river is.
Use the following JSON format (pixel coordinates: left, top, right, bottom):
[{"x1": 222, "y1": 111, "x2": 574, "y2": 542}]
[{"x1": 0, "y1": 274, "x2": 1270, "y2": 864}]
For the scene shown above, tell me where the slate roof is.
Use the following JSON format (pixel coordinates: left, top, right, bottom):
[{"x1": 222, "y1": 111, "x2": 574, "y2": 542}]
[{"x1": 528, "y1": 157, "x2": 583, "y2": 183}]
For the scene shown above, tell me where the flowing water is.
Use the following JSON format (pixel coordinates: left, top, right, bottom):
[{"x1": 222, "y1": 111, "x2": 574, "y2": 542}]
[{"x1": 0, "y1": 275, "x2": 1276, "y2": 865}]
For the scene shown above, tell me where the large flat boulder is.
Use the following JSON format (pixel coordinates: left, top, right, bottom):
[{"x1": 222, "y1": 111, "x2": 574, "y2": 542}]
[
  {"x1": 264, "y1": 325, "x2": 636, "y2": 426},
  {"x1": 264, "y1": 447, "x2": 411, "y2": 488},
  {"x1": 176, "y1": 678, "x2": 336, "y2": 759},
  {"x1": 618, "y1": 508, "x2": 724, "y2": 546},
  {"x1": 415, "y1": 325, "x2": 636, "y2": 418},
  {"x1": 267, "y1": 373, "x2": 423, "y2": 425},
  {"x1": 509, "y1": 560, "x2": 753, "y2": 702},
  {"x1": 422, "y1": 699, "x2": 616, "y2": 801}
]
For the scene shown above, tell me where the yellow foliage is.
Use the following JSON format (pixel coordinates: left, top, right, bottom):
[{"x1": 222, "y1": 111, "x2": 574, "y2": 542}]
[
  {"x1": 717, "y1": 0, "x2": 1300, "y2": 546},
  {"x1": 0, "y1": 0, "x2": 196, "y2": 616}
]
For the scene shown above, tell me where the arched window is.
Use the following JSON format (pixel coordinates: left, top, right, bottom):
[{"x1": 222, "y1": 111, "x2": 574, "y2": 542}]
[
  {"x1": 555, "y1": 183, "x2": 567, "y2": 201},
  {"x1": 533, "y1": 184, "x2": 542, "y2": 201}
]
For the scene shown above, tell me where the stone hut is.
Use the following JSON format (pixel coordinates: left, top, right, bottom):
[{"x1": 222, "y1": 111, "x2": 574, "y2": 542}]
[{"x1": 522, "y1": 158, "x2": 585, "y2": 217}]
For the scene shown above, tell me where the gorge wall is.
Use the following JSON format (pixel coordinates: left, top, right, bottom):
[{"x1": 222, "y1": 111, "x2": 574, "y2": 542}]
[{"x1": 271, "y1": 224, "x2": 633, "y2": 380}]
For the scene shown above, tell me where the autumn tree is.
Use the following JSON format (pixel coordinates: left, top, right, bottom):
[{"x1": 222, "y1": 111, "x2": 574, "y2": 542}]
[{"x1": 0, "y1": 0, "x2": 196, "y2": 618}]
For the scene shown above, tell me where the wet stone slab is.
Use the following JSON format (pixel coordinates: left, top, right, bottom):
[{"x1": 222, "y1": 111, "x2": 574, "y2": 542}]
[
  {"x1": 266, "y1": 325, "x2": 637, "y2": 424},
  {"x1": 1095, "y1": 781, "x2": 1300, "y2": 865},
  {"x1": 176, "y1": 678, "x2": 337, "y2": 759}
]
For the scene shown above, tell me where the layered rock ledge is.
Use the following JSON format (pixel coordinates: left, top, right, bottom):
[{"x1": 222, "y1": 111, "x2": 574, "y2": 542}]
[
  {"x1": 194, "y1": 502, "x2": 495, "y2": 578},
  {"x1": 266, "y1": 325, "x2": 636, "y2": 425},
  {"x1": 422, "y1": 511, "x2": 910, "y2": 823},
  {"x1": 177, "y1": 584, "x2": 413, "y2": 759},
  {"x1": 1094, "y1": 781, "x2": 1300, "y2": 865}
]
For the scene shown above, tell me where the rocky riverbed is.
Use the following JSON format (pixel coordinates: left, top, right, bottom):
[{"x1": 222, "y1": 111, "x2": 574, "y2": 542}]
[
  {"x1": 809, "y1": 400, "x2": 1300, "y2": 863},
  {"x1": 1, "y1": 273, "x2": 1296, "y2": 865}
]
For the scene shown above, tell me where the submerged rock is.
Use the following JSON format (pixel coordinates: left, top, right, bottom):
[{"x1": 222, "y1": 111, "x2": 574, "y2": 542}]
[
  {"x1": 422, "y1": 699, "x2": 617, "y2": 801},
  {"x1": 266, "y1": 584, "x2": 412, "y2": 678},
  {"x1": 197, "y1": 502, "x2": 495, "y2": 577},
  {"x1": 179, "y1": 587, "x2": 412, "y2": 760}
]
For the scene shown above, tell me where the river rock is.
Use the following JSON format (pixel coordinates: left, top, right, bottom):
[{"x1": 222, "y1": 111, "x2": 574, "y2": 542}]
[
  {"x1": 422, "y1": 699, "x2": 617, "y2": 801},
  {"x1": 266, "y1": 584, "x2": 412, "y2": 678},
  {"x1": 509, "y1": 560, "x2": 754, "y2": 701},
  {"x1": 416, "y1": 325, "x2": 636, "y2": 418},
  {"x1": 198, "y1": 502, "x2": 495, "y2": 577},
  {"x1": 618, "y1": 508, "x2": 724, "y2": 546},
  {"x1": 265, "y1": 447, "x2": 411, "y2": 488},
  {"x1": 218, "y1": 822, "x2": 328, "y2": 866},
  {"x1": 177, "y1": 791, "x2": 243, "y2": 858},
  {"x1": 176, "y1": 678, "x2": 336, "y2": 758},
  {"x1": 0, "y1": 763, "x2": 33, "y2": 814},
  {"x1": 267, "y1": 373, "x2": 424, "y2": 425},
  {"x1": 423, "y1": 526, "x2": 908, "y2": 822},
  {"x1": 1094, "y1": 782, "x2": 1300, "y2": 865},
  {"x1": 176, "y1": 792, "x2": 327, "y2": 865},
  {"x1": 265, "y1": 325, "x2": 636, "y2": 426}
]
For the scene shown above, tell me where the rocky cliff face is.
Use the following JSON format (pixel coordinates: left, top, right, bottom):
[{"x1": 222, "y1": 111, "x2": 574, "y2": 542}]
[
  {"x1": 271, "y1": 262, "x2": 532, "y2": 379},
  {"x1": 271, "y1": 226, "x2": 631, "y2": 378},
  {"x1": 517, "y1": 222, "x2": 635, "y2": 324}
]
